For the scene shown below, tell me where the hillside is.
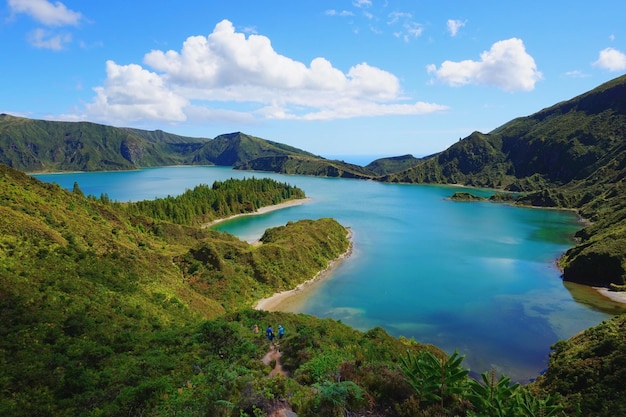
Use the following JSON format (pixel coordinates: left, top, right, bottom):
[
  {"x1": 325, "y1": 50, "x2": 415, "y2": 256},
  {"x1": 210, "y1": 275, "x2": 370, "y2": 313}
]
[
  {"x1": 235, "y1": 154, "x2": 376, "y2": 179},
  {"x1": 0, "y1": 114, "x2": 373, "y2": 178},
  {"x1": 0, "y1": 114, "x2": 210, "y2": 171},
  {"x1": 365, "y1": 154, "x2": 424, "y2": 175}
]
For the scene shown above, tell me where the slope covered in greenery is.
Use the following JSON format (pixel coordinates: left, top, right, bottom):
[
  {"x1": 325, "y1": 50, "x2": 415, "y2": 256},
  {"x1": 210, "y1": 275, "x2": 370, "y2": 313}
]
[
  {"x1": 0, "y1": 114, "x2": 210, "y2": 171},
  {"x1": 531, "y1": 314, "x2": 626, "y2": 417},
  {"x1": 365, "y1": 154, "x2": 423, "y2": 176},
  {"x1": 235, "y1": 154, "x2": 376, "y2": 179},
  {"x1": 0, "y1": 116, "x2": 319, "y2": 173}
]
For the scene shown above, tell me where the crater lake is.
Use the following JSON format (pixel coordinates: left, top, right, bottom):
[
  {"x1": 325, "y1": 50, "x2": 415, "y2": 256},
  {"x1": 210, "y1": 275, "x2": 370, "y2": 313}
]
[{"x1": 34, "y1": 165, "x2": 626, "y2": 382}]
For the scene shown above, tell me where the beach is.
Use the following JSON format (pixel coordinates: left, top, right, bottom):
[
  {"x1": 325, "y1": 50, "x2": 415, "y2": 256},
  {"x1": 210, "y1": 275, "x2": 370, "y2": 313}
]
[
  {"x1": 203, "y1": 197, "x2": 312, "y2": 228},
  {"x1": 254, "y1": 228, "x2": 353, "y2": 312},
  {"x1": 595, "y1": 287, "x2": 626, "y2": 305}
]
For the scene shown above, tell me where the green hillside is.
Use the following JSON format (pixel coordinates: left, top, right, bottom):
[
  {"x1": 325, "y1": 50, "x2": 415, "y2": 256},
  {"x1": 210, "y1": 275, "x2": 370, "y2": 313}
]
[
  {"x1": 235, "y1": 154, "x2": 376, "y2": 179},
  {"x1": 365, "y1": 154, "x2": 423, "y2": 175},
  {"x1": 0, "y1": 114, "x2": 210, "y2": 171},
  {"x1": 0, "y1": 116, "x2": 321, "y2": 173},
  {"x1": 190, "y1": 131, "x2": 319, "y2": 166}
]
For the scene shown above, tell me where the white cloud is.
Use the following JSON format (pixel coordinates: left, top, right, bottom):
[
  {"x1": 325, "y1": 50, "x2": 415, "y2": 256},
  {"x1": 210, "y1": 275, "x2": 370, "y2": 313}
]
[
  {"x1": 27, "y1": 28, "x2": 71, "y2": 50},
  {"x1": 592, "y1": 47, "x2": 626, "y2": 71},
  {"x1": 564, "y1": 70, "x2": 590, "y2": 78},
  {"x1": 86, "y1": 61, "x2": 188, "y2": 123},
  {"x1": 427, "y1": 38, "x2": 542, "y2": 92},
  {"x1": 388, "y1": 12, "x2": 412, "y2": 25},
  {"x1": 353, "y1": 0, "x2": 372, "y2": 8},
  {"x1": 387, "y1": 12, "x2": 423, "y2": 42},
  {"x1": 447, "y1": 19, "x2": 466, "y2": 37},
  {"x1": 87, "y1": 19, "x2": 447, "y2": 124},
  {"x1": 326, "y1": 9, "x2": 354, "y2": 17},
  {"x1": 8, "y1": 0, "x2": 82, "y2": 26}
]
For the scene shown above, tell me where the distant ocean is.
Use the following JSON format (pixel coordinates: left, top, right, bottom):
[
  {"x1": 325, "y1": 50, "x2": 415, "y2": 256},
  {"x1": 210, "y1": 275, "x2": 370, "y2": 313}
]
[{"x1": 321, "y1": 154, "x2": 399, "y2": 166}]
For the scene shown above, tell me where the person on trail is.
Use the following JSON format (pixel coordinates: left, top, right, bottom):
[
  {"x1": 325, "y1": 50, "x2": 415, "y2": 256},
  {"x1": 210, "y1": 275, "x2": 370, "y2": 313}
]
[
  {"x1": 278, "y1": 324, "x2": 284, "y2": 340},
  {"x1": 266, "y1": 325, "x2": 275, "y2": 342},
  {"x1": 253, "y1": 324, "x2": 259, "y2": 334}
]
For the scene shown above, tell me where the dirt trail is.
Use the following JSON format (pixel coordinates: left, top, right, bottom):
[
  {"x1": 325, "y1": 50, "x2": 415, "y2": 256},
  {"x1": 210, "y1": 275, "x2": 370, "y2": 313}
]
[{"x1": 261, "y1": 344, "x2": 287, "y2": 377}]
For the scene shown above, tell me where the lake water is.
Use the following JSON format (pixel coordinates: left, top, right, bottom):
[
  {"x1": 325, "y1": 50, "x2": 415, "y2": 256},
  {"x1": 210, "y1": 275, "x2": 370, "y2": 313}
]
[{"x1": 34, "y1": 166, "x2": 626, "y2": 382}]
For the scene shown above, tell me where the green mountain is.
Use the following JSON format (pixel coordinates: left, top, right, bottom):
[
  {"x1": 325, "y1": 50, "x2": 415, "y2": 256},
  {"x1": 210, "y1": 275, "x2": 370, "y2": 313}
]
[
  {"x1": 0, "y1": 115, "x2": 371, "y2": 178},
  {"x1": 0, "y1": 114, "x2": 210, "y2": 171},
  {"x1": 190, "y1": 131, "x2": 319, "y2": 165},
  {"x1": 379, "y1": 74, "x2": 626, "y2": 190},
  {"x1": 365, "y1": 154, "x2": 423, "y2": 175},
  {"x1": 235, "y1": 154, "x2": 376, "y2": 179}
]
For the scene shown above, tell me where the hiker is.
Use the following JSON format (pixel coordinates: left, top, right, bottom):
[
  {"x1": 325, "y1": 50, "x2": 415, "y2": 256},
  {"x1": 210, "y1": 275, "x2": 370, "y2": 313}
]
[
  {"x1": 278, "y1": 324, "x2": 284, "y2": 340},
  {"x1": 266, "y1": 325, "x2": 275, "y2": 342},
  {"x1": 253, "y1": 324, "x2": 259, "y2": 334}
]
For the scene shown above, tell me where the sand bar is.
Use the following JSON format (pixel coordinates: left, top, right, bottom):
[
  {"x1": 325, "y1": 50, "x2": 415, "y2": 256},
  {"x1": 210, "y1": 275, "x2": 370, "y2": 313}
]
[
  {"x1": 254, "y1": 228, "x2": 353, "y2": 312},
  {"x1": 202, "y1": 197, "x2": 312, "y2": 228}
]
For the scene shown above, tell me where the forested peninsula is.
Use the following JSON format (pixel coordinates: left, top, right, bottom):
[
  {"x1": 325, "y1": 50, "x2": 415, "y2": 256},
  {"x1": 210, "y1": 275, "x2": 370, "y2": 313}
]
[{"x1": 2, "y1": 74, "x2": 626, "y2": 416}]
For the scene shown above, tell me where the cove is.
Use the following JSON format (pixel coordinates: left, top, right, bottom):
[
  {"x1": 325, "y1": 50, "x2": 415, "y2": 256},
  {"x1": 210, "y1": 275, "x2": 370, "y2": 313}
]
[{"x1": 34, "y1": 165, "x2": 626, "y2": 382}]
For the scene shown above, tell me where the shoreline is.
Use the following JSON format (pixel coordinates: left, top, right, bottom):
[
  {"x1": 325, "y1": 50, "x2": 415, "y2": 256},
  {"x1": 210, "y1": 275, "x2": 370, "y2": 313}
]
[
  {"x1": 202, "y1": 197, "x2": 312, "y2": 228},
  {"x1": 254, "y1": 228, "x2": 354, "y2": 312},
  {"x1": 595, "y1": 287, "x2": 626, "y2": 305}
]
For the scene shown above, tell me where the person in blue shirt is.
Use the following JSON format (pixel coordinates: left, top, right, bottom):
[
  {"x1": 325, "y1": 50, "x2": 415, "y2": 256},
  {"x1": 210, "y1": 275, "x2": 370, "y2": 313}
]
[
  {"x1": 278, "y1": 324, "x2": 284, "y2": 340},
  {"x1": 266, "y1": 325, "x2": 275, "y2": 341}
]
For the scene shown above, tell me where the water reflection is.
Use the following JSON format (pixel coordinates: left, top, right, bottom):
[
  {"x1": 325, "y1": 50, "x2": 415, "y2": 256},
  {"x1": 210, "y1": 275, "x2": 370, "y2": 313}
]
[{"x1": 563, "y1": 281, "x2": 626, "y2": 316}]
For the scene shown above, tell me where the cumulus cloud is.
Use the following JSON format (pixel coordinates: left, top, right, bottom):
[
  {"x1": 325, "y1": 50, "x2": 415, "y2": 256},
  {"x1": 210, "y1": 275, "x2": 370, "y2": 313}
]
[
  {"x1": 86, "y1": 19, "x2": 447, "y2": 124},
  {"x1": 427, "y1": 38, "x2": 542, "y2": 92},
  {"x1": 447, "y1": 19, "x2": 466, "y2": 37},
  {"x1": 86, "y1": 61, "x2": 188, "y2": 123},
  {"x1": 592, "y1": 47, "x2": 626, "y2": 71},
  {"x1": 8, "y1": 0, "x2": 82, "y2": 26}
]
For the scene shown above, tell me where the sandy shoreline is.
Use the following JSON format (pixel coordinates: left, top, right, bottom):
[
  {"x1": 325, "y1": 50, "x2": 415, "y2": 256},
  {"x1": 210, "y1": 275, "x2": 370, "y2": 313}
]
[
  {"x1": 595, "y1": 287, "x2": 626, "y2": 305},
  {"x1": 254, "y1": 228, "x2": 354, "y2": 312},
  {"x1": 203, "y1": 197, "x2": 312, "y2": 228}
]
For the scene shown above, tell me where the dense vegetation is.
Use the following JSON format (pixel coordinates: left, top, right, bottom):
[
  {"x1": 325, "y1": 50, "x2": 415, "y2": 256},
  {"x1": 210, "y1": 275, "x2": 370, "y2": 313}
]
[
  {"x1": 0, "y1": 115, "x2": 318, "y2": 172},
  {"x1": 364, "y1": 154, "x2": 423, "y2": 176},
  {"x1": 235, "y1": 155, "x2": 376, "y2": 179},
  {"x1": 531, "y1": 314, "x2": 626, "y2": 417},
  {"x1": 119, "y1": 177, "x2": 305, "y2": 226}
]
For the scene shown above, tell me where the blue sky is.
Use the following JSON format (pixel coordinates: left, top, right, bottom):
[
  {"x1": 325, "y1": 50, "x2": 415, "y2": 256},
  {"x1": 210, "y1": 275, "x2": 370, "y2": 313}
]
[{"x1": 2, "y1": 1, "x2": 626, "y2": 161}]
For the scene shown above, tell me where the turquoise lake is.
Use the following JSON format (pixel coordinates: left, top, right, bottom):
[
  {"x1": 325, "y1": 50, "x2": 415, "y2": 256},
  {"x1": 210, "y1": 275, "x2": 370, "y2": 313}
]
[{"x1": 34, "y1": 165, "x2": 626, "y2": 382}]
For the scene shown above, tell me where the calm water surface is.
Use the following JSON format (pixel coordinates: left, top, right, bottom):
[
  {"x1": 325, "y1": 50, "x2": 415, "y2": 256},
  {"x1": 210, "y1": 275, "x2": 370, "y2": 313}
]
[{"x1": 35, "y1": 166, "x2": 626, "y2": 382}]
